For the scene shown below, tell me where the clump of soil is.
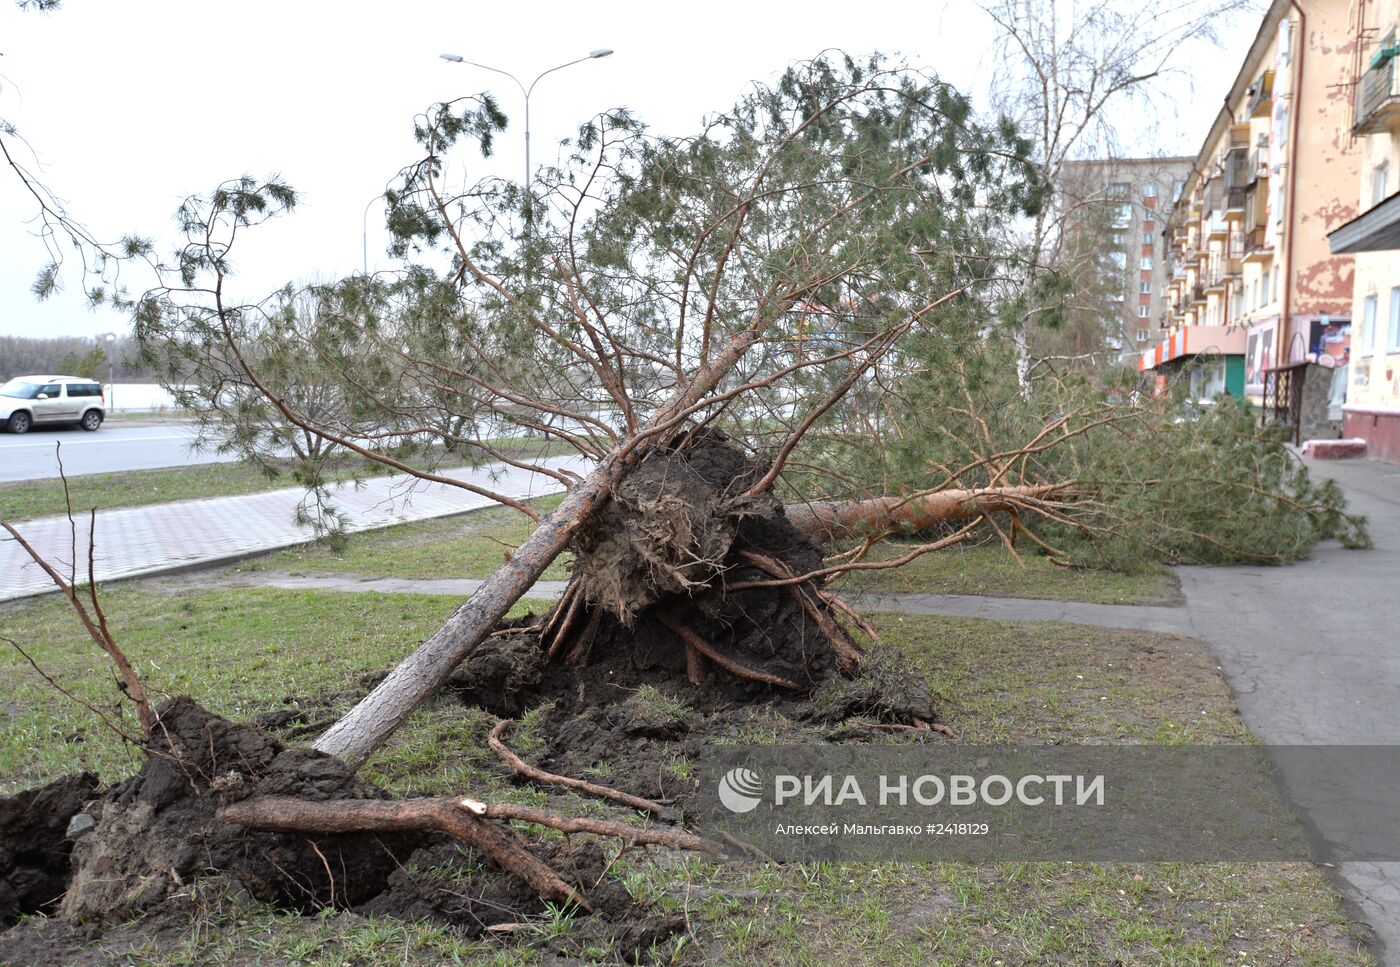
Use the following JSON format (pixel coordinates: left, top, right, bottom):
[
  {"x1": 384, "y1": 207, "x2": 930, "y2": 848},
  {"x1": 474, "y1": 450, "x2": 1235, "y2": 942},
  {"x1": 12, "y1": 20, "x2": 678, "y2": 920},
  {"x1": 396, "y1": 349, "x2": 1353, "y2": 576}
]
[
  {"x1": 0, "y1": 771, "x2": 99, "y2": 928},
  {"x1": 61, "y1": 696, "x2": 423, "y2": 922},
  {"x1": 5, "y1": 698, "x2": 675, "y2": 964}
]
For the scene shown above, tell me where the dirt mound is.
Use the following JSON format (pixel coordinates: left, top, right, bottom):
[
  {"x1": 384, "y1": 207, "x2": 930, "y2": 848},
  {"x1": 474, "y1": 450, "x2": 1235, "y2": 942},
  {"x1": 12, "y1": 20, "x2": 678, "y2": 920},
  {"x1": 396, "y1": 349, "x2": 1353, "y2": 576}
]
[
  {"x1": 0, "y1": 771, "x2": 99, "y2": 928},
  {"x1": 62, "y1": 697, "x2": 423, "y2": 922}
]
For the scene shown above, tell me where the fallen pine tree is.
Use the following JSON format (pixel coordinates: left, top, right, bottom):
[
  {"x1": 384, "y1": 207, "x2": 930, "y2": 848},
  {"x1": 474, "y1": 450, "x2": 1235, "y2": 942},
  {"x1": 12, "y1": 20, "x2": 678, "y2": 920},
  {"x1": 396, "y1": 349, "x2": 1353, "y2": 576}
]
[{"x1": 0, "y1": 53, "x2": 1363, "y2": 941}]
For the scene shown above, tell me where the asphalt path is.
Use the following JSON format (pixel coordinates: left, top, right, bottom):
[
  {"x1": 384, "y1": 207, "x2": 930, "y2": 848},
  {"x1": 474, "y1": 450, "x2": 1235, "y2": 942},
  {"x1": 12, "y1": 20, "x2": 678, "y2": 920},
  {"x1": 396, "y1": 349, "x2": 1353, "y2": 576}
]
[{"x1": 0, "y1": 423, "x2": 235, "y2": 481}]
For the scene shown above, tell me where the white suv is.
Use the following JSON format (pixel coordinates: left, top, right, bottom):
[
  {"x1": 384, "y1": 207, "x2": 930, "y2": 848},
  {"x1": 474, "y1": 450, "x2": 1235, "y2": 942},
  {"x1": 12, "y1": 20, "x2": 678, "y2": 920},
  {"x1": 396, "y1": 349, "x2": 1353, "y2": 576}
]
[{"x1": 0, "y1": 376, "x2": 106, "y2": 433}]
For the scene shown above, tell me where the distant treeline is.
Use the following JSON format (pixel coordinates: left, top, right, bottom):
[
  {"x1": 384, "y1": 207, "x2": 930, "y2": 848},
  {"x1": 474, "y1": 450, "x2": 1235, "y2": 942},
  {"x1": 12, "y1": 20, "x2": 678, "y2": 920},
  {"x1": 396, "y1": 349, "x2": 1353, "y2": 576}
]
[{"x1": 0, "y1": 335, "x2": 158, "y2": 381}]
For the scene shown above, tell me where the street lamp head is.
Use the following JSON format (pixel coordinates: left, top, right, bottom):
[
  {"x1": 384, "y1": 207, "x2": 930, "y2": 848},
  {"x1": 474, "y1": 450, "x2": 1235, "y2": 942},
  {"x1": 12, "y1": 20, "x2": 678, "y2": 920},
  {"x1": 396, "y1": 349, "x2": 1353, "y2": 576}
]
[
  {"x1": 589, "y1": 49, "x2": 614, "y2": 59},
  {"x1": 102, "y1": 332, "x2": 117, "y2": 344},
  {"x1": 440, "y1": 53, "x2": 464, "y2": 63}
]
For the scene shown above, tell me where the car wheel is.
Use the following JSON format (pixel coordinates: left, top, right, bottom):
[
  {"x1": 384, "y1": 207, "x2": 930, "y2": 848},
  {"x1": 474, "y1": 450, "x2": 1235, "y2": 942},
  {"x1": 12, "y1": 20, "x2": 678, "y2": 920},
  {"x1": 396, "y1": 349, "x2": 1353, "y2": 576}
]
[
  {"x1": 7, "y1": 411, "x2": 31, "y2": 434},
  {"x1": 80, "y1": 410, "x2": 103, "y2": 431}
]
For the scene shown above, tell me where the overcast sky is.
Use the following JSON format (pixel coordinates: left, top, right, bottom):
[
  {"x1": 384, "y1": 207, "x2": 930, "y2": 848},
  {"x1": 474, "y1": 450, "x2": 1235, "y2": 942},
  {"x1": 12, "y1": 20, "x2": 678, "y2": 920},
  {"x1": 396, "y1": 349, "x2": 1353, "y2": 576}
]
[{"x1": 0, "y1": 1, "x2": 1256, "y2": 341}]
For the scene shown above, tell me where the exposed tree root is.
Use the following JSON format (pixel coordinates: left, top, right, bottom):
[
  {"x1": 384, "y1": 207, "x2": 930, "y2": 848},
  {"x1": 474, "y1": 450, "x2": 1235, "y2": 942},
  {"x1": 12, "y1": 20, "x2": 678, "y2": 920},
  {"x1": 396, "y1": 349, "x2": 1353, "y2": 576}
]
[
  {"x1": 821, "y1": 589, "x2": 885, "y2": 647},
  {"x1": 543, "y1": 581, "x2": 584, "y2": 661},
  {"x1": 220, "y1": 795, "x2": 724, "y2": 912},
  {"x1": 565, "y1": 609, "x2": 603, "y2": 666},
  {"x1": 221, "y1": 795, "x2": 588, "y2": 909},
  {"x1": 737, "y1": 550, "x2": 862, "y2": 668},
  {"x1": 463, "y1": 800, "x2": 721, "y2": 854},
  {"x1": 657, "y1": 611, "x2": 804, "y2": 690},
  {"x1": 488, "y1": 720, "x2": 669, "y2": 816}
]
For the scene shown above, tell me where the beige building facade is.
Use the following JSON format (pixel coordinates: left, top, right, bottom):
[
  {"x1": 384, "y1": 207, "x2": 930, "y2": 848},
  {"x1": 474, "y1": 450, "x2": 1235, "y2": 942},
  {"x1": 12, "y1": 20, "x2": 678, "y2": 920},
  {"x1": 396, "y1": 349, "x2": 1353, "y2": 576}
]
[
  {"x1": 1159, "y1": 0, "x2": 1360, "y2": 408},
  {"x1": 1329, "y1": 0, "x2": 1400, "y2": 461}
]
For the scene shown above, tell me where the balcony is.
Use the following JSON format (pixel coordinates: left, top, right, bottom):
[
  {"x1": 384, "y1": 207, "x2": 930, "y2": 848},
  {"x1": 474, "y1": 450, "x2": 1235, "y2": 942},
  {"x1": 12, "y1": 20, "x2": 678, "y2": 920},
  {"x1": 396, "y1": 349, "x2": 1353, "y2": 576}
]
[
  {"x1": 1247, "y1": 147, "x2": 1270, "y2": 186},
  {"x1": 1242, "y1": 226, "x2": 1272, "y2": 262},
  {"x1": 1246, "y1": 71, "x2": 1274, "y2": 118},
  {"x1": 1205, "y1": 263, "x2": 1226, "y2": 293},
  {"x1": 1190, "y1": 282, "x2": 1206, "y2": 304},
  {"x1": 1355, "y1": 31, "x2": 1400, "y2": 134},
  {"x1": 1207, "y1": 212, "x2": 1229, "y2": 239},
  {"x1": 1226, "y1": 235, "x2": 1244, "y2": 276}
]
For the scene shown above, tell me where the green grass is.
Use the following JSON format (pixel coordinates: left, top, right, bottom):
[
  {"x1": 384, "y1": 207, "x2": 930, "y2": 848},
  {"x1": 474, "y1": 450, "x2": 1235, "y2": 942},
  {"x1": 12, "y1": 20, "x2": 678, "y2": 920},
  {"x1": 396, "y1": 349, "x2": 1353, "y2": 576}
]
[
  {"x1": 832, "y1": 541, "x2": 1181, "y2": 606},
  {"x1": 241, "y1": 516, "x2": 1176, "y2": 606},
  {"x1": 0, "y1": 588, "x2": 1369, "y2": 965},
  {"x1": 876, "y1": 613, "x2": 1246, "y2": 744},
  {"x1": 0, "y1": 438, "x2": 575, "y2": 522},
  {"x1": 239, "y1": 492, "x2": 573, "y2": 580},
  {"x1": 0, "y1": 587, "x2": 554, "y2": 791},
  {"x1": 0, "y1": 461, "x2": 298, "y2": 522}
]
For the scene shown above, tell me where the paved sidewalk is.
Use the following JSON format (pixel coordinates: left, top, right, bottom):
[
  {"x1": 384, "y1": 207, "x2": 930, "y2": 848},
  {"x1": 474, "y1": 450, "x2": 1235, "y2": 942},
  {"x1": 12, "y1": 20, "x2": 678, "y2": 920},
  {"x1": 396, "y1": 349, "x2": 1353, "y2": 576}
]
[
  {"x1": 0, "y1": 456, "x2": 589, "y2": 603},
  {"x1": 1174, "y1": 457, "x2": 1400, "y2": 965}
]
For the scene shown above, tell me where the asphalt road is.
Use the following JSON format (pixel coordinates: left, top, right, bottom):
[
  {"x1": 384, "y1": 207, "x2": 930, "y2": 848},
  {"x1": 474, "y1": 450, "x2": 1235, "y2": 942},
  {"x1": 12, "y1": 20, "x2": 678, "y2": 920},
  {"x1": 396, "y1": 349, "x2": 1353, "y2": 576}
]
[{"x1": 0, "y1": 423, "x2": 236, "y2": 481}]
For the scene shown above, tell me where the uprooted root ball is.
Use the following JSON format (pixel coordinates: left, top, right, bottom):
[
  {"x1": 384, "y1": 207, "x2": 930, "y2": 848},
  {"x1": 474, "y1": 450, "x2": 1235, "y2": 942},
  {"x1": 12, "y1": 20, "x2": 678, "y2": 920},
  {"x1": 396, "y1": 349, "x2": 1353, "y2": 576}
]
[{"x1": 559, "y1": 430, "x2": 865, "y2": 692}]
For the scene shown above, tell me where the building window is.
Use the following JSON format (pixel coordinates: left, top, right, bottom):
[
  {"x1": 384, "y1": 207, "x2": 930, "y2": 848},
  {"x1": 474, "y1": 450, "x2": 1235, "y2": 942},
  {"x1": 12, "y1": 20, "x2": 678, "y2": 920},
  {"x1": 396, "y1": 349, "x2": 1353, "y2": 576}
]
[
  {"x1": 1173, "y1": 179, "x2": 1185, "y2": 200},
  {"x1": 1142, "y1": 232, "x2": 1154, "y2": 246},
  {"x1": 1111, "y1": 232, "x2": 1125, "y2": 247},
  {"x1": 1138, "y1": 304, "x2": 1151, "y2": 318},
  {"x1": 1140, "y1": 256, "x2": 1153, "y2": 270},
  {"x1": 1142, "y1": 183, "x2": 1157, "y2": 198},
  {"x1": 1136, "y1": 328, "x2": 1150, "y2": 342},
  {"x1": 1141, "y1": 281, "x2": 1152, "y2": 293},
  {"x1": 1108, "y1": 182, "x2": 1130, "y2": 198},
  {"x1": 1374, "y1": 162, "x2": 1390, "y2": 207},
  {"x1": 1390, "y1": 287, "x2": 1400, "y2": 353},
  {"x1": 1271, "y1": 267, "x2": 1280, "y2": 303},
  {"x1": 1362, "y1": 294, "x2": 1378, "y2": 356}
]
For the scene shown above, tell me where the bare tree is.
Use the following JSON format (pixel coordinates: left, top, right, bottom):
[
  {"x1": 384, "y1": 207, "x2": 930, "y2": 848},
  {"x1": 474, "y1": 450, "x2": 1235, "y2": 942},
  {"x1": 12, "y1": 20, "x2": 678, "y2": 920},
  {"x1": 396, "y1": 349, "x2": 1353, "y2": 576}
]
[{"x1": 974, "y1": 0, "x2": 1255, "y2": 392}]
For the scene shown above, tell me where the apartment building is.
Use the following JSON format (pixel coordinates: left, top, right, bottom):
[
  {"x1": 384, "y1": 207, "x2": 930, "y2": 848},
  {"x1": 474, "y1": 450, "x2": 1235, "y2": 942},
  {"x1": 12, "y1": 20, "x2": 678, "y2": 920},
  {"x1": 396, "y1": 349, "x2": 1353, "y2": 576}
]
[
  {"x1": 1328, "y1": 0, "x2": 1400, "y2": 461},
  {"x1": 1156, "y1": 0, "x2": 1360, "y2": 405},
  {"x1": 1060, "y1": 157, "x2": 1195, "y2": 366}
]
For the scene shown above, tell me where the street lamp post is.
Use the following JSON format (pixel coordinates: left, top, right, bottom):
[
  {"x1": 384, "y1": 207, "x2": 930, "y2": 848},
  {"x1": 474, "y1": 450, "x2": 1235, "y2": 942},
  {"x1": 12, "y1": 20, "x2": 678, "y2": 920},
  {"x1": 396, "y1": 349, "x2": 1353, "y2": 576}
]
[
  {"x1": 439, "y1": 49, "x2": 614, "y2": 190},
  {"x1": 101, "y1": 332, "x2": 117, "y2": 411}
]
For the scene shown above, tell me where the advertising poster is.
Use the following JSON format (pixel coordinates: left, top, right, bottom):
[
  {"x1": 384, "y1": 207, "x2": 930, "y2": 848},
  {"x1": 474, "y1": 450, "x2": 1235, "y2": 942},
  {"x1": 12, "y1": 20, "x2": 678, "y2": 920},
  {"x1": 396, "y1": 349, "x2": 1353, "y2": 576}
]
[{"x1": 1245, "y1": 319, "x2": 1277, "y2": 392}]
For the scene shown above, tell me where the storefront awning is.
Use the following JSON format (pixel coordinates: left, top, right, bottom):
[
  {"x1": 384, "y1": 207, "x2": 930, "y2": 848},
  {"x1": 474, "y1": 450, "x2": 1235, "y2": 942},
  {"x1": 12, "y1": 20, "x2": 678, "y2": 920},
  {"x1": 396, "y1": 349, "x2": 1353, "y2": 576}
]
[{"x1": 1138, "y1": 325, "x2": 1247, "y2": 372}]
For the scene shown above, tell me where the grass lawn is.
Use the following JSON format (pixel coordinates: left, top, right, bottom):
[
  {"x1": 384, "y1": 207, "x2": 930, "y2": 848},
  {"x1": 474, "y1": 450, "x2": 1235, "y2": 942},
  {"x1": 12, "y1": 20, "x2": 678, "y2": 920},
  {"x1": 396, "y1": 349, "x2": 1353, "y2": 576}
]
[
  {"x1": 0, "y1": 461, "x2": 298, "y2": 522},
  {"x1": 239, "y1": 492, "x2": 573, "y2": 581},
  {"x1": 0, "y1": 587, "x2": 1371, "y2": 965},
  {"x1": 0, "y1": 439, "x2": 575, "y2": 522},
  {"x1": 831, "y1": 541, "x2": 1181, "y2": 606},
  {"x1": 241, "y1": 503, "x2": 1178, "y2": 608}
]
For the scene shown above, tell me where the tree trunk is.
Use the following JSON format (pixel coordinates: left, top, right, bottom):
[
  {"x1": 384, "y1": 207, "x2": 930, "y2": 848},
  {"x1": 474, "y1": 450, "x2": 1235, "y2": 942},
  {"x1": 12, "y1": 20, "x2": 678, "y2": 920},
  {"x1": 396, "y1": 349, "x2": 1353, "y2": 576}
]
[
  {"x1": 312, "y1": 456, "x2": 623, "y2": 767},
  {"x1": 787, "y1": 484, "x2": 1068, "y2": 543}
]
